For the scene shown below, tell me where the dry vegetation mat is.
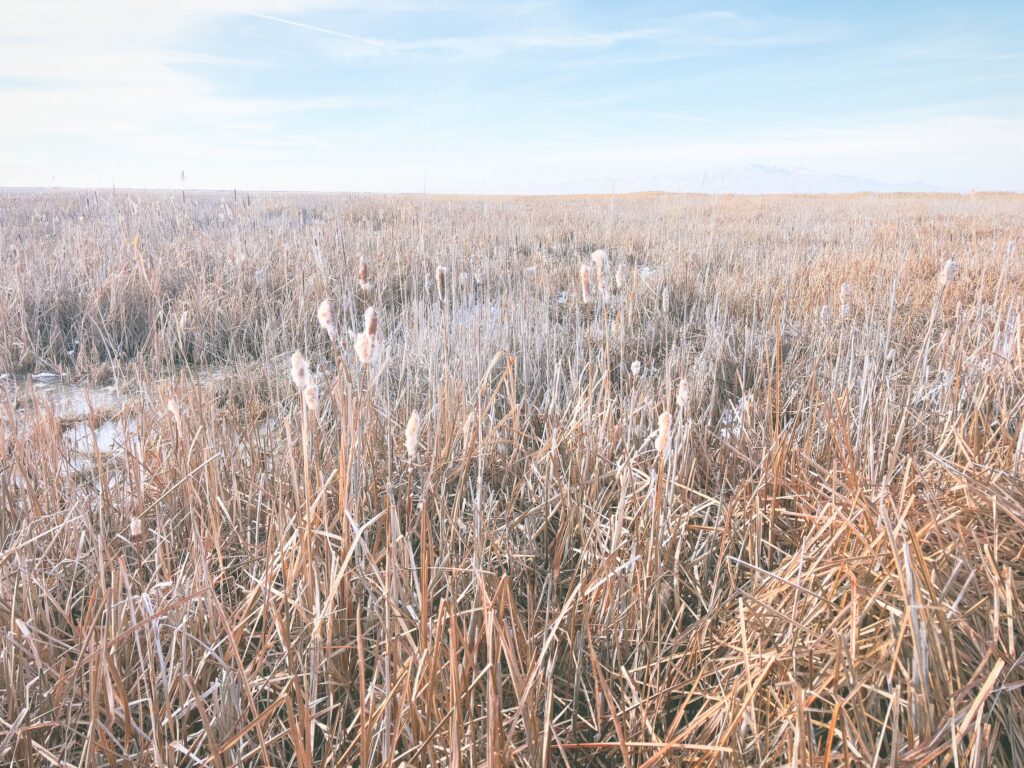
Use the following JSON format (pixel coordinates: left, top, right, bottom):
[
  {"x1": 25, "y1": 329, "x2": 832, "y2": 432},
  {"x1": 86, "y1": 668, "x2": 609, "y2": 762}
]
[{"x1": 1, "y1": 190, "x2": 1023, "y2": 765}]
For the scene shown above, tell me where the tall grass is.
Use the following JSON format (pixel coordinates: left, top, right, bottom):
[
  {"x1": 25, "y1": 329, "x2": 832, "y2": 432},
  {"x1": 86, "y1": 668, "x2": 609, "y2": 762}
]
[{"x1": 1, "y1": 189, "x2": 1023, "y2": 765}]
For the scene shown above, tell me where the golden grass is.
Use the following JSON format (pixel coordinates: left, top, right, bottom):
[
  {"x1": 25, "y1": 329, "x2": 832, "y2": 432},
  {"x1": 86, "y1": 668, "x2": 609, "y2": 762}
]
[{"x1": 0, "y1": 190, "x2": 1022, "y2": 766}]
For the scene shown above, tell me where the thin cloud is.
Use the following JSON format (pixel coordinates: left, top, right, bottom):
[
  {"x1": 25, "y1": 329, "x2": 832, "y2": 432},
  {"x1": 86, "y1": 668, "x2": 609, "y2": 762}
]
[{"x1": 244, "y1": 12, "x2": 671, "y2": 59}]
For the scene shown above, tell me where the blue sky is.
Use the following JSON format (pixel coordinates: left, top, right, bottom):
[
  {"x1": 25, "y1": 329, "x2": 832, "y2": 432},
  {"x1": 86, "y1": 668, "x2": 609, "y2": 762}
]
[{"x1": 2, "y1": 1, "x2": 1022, "y2": 191}]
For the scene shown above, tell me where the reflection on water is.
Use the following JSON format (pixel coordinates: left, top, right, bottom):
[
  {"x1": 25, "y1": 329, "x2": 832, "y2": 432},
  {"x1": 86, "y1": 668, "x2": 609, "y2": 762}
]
[{"x1": 1, "y1": 375, "x2": 135, "y2": 475}]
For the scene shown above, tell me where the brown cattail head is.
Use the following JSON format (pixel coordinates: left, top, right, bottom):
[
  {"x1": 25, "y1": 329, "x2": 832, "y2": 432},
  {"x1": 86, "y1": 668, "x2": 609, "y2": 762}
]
[
  {"x1": 435, "y1": 266, "x2": 448, "y2": 301},
  {"x1": 317, "y1": 299, "x2": 337, "y2": 341},
  {"x1": 654, "y1": 411, "x2": 671, "y2": 456},
  {"x1": 358, "y1": 256, "x2": 369, "y2": 292},
  {"x1": 354, "y1": 307, "x2": 378, "y2": 365},
  {"x1": 939, "y1": 258, "x2": 957, "y2": 287},
  {"x1": 290, "y1": 351, "x2": 309, "y2": 390},
  {"x1": 405, "y1": 410, "x2": 421, "y2": 460},
  {"x1": 579, "y1": 263, "x2": 591, "y2": 305}
]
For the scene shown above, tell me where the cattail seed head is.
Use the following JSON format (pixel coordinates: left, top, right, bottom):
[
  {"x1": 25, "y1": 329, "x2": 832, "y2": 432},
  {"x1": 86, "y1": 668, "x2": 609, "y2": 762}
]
[
  {"x1": 614, "y1": 263, "x2": 626, "y2": 293},
  {"x1": 302, "y1": 382, "x2": 319, "y2": 410},
  {"x1": 820, "y1": 304, "x2": 831, "y2": 323},
  {"x1": 166, "y1": 398, "x2": 181, "y2": 425},
  {"x1": 354, "y1": 333, "x2": 373, "y2": 365},
  {"x1": 358, "y1": 256, "x2": 371, "y2": 291},
  {"x1": 579, "y1": 263, "x2": 591, "y2": 305},
  {"x1": 654, "y1": 411, "x2": 671, "y2": 456},
  {"x1": 630, "y1": 360, "x2": 642, "y2": 377},
  {"x1": 675, "y1": 379, "x2": 689, "y2": 411},
  {"x1": 661, "y1": 286, "x2": 670, "y2": 314},
  {"x1": 130, "y1": 516, "x2": 143, "y2": 539},
  {"x1": 590, "y1": 250, "x2": 607, "y2": 295},
  {"x1": 840, "y1": 282, "x2": 853, "y2": 317},
  {"x1": 353, "y1": 306, "x2": 378, "y2": 365},
  {"x1": 405, "y1": 410, "x2": 421, "y2": 460},
  {"x1": 317, "y1": 299, "x2": 337, "y2": 341},
  {"x1": 435, "y1": 266, "x2": 448, "y2": 301},
  {"x1": 290, "y1": 351, "x2": 309, "y2": 390},
  {"x1": 363, "y1": 306, "x2": 378, "y2": 337},
  {"x1": 939, "y1": 258, "x2": 957, "y2": 287}
]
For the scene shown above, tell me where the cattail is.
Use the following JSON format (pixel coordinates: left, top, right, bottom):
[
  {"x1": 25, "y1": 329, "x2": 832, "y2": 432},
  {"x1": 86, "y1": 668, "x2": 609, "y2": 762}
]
[
  {"x1": 290, "y1": 351, "x2": 309, "y2": 390},
  {"x1": 675, "y1": 379, "x2": 689, "y2": 411},
  {"x1": 303, "y1": 382, "x2": 319, "y2": 409},
  {"x1": 591, "y1": 250, "x2": 608, "y2": 298},
  {"x1": 654, "y1": 411, "x2": 671, "y2": 456},
  {"x1": 435, "y1": 266, "x2": 448, "y2": 301},
  {"x1": 354, "y1": 307, "x2": 378, "y2": 365},
  {"x1": 820, "y1": 304, "x2": 831, "y2": 323},
  {"x1": 358, "y1": 256, "x2": 371, "y2": 292},
  {"x1": 661, "y1": 286, "x2": 670, "y2": 314},
  {"x1": 316, "y1": 299, "x2": 337, "y2": 342},
  {"x1": 579, "y1": 263, "x2": 591, "y2": 305},
  {"x1": 130, "y1": 516, "x2": 143, "y2": 539},
  {"x1": 840, "y1": 283, "x2": 852, "y2": 317},
  {"x1": 630, "y1": 360, "x2": 642, "y2": 377},
  {"x1": 405, "y1": 410, "x2": 421, "y2": 460},
  {"x1": 166, "y1": 398, "x2": 181, "y2": 426},
  {"x1": 615, "y1": 263, "x2": 626, "y2": 293},
  {"x1": 939, "y1": 258, "x2": 957, "y2": 287}
]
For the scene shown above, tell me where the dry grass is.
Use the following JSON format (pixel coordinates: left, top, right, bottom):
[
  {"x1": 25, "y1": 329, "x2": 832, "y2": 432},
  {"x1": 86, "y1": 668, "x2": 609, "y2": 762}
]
[{"x1": 1, "y1": 189, "x2": 1023, "y2": 766}]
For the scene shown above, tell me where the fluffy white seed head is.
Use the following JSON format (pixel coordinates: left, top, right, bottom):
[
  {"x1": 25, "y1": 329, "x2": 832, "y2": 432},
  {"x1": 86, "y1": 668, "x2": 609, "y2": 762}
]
[
  {"x1": 840, "y1": 283, "x2": 853, "y2": 316},
  {"x1": 654, "y1": 411, "x2": 671, "y2": 456},
  {"x1": 363, "y1": 306, "x2": 378, "y2": 337},
  {"x1": 354, "y1": 333, "x2": 373, "y2": 365},
  {"x1": 940, "y1": 258, "x2": 957, "y2": 287},
  {"x1": 630, "y1": 360, "x2": 642, "y2": 377},
  {"x1": 166, "y1": 398, "x2": 181, "y2": 425},
  {"x1": 290, "y1": 351, "x2": 309, "y2": 390},
  {"x1": 353, "y1": 307, "x2": 378, "y2": 365},
  {"x1": 579, "y1": 264, "x2": 591, "y2": 305},
  {"x1": 435, "y1": 266, "x2": 448, "y2": 301},
  {"x1": 675, "y1": 379, "x2": 689, "y2": 411},
  {"x1": 405, "y1": 410, "x2": 421, "y2": 460},
  {"x1": 303, "y1": 382, "x2": 319, "y2": 409},
  {"x1": 357, "y1": 255, "x2": 371, "y2": 292},
  {"x1": 317, "y1": 299, "x2": 337, "y2": 341}
]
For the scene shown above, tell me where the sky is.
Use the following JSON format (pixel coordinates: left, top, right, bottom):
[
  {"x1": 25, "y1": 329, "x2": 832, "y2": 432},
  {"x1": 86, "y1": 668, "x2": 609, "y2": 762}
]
[{"x1": 1, "y1": 0, "x2": 1022, "y2": 192}]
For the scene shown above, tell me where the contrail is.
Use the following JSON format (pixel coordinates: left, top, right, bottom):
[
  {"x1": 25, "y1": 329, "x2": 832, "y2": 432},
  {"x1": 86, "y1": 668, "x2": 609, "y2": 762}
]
[{"x1": 241, "y1": 11, "x2": 389, "y2": 48}]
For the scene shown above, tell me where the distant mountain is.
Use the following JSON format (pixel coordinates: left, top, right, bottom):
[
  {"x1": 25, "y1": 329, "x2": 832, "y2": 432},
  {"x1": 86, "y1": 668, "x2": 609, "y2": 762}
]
[{"x1": 524, "y1": 164, "x2": 942, "y2": 195}]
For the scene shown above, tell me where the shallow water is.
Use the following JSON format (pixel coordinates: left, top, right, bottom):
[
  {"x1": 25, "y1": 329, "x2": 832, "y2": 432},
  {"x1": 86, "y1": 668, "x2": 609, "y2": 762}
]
[{"x1": 1, "y1": 375, "x2": 135, "y2": 474}]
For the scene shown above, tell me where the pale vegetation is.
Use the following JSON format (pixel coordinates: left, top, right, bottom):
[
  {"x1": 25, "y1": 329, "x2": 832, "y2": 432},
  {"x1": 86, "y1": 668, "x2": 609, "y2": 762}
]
[{"x1": 1, "y1": 190, "x2": 1022, "y2": 765}]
